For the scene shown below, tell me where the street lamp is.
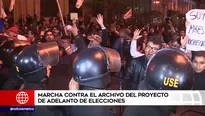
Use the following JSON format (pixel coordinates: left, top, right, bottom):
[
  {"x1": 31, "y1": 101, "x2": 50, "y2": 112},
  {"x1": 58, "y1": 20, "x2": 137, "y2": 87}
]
[{"x1": 153, "y1": 1, "x2": 160, "y2": 4}]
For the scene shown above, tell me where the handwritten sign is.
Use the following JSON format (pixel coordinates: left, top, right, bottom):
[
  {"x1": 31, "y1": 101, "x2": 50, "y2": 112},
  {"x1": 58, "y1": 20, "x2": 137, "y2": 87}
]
[
  {"x1": 70, "y1": 13, "x2": 78, "y2": 20},
  {"x1": 185, "y1": 9, "x2": 205, "y2": 51}
]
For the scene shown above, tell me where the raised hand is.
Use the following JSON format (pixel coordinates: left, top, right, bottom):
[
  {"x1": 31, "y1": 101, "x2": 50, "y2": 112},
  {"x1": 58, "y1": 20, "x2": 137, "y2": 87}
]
[
  {"x1": 96, "y1": 14, "x2": 104, "y2": 27},
  {"x1": 133, "y1": 29, "x2": 142, "y2": 40},
  {"x1": 180, "y1": 36, "x2": 188, "y2": 48},
  {"x1": 65, "y1": 24, "x2": 78, "y2": 36}
]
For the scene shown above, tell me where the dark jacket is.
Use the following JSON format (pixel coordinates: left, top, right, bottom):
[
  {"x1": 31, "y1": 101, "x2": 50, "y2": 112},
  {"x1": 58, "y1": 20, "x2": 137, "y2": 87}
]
[
  {"x1": 101, "y1": 29, "x2": 109, "y2": 47},
  {"x1": 0, "y1": 67, "x2": 9, "y2": 89},
  {"x1": 193, "y1": 71, "x2": 205, "y2": 90},
  {"x1": 122, "y1": 55, "x2": 148, "y2": 90},
  {"x1": 46, "y1": 55, "x2": 73, "y2": 90},
  {"x1": 113, "y1": 38, "x2": 131, "y2": 58},
  {"x1": 68, "y1": 87, "x2": 113, "y2": 116},
  {"x1": 109, "y1": 32, "x2": 119, "y2": 47},
  {"x1": 2, "y1": 66, "x2": 23, "y2": 90}
]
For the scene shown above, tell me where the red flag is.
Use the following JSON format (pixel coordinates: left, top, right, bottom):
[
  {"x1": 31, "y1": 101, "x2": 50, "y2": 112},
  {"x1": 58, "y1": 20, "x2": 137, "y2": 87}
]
[
  {"x1": 9, "y1": 0, "x2": 15, "y2": 12},
  {"x1": 76, "y1": 0, "x2": 84, "y2": 9},
  {"x1": 123, "y1": 9, "x2": 132, "y2": 20}
]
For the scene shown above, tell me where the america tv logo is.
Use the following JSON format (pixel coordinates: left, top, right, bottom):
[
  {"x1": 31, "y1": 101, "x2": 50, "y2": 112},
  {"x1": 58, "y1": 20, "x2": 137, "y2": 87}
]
[{"x1": 16, "y1": 91, "x2": 29, "y2": 105}]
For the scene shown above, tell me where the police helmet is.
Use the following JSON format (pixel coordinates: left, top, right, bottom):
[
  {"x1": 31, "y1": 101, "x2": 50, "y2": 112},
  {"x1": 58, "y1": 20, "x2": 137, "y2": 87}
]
[
  {"x1": 144, "y1": 48, "x2": 194, "y2": 90},
  {"x1": 0, "y1": 40, "x2": 29, "y2": 67},
  {"x1": 73, "y1": 46, "x2": 121, "y2": 89},
  {"x1": 9, "y1": 46, "x2": 26, "y2": 65},
  {"x1": 15, "y1": 42, "x2": 60, "y2": 83}
]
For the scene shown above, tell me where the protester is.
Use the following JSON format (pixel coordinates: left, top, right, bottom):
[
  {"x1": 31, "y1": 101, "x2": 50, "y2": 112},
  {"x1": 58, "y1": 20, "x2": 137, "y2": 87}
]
[
  {"x1": 192, "y1": 51, "x2": 205, "y2": 90},
  {"x1": 123, "y1": 34, "x2": 164, "y2": 90}
]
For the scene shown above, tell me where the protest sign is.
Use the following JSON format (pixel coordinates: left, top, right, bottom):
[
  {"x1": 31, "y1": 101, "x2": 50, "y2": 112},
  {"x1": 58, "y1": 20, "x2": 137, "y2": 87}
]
[
  {"x1": 185, "y1": 9, "x2": 205, "y2": 51},
  {"x1": 70, "y1": 13, "x2": 78, "y2": 20}
]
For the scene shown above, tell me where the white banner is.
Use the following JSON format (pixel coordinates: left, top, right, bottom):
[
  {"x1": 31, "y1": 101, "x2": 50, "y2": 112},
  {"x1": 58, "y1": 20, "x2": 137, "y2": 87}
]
[
  {"x1": 185, "y1": 9, "x2": 205, "y2": 51},
  {"x1": 34, "y1": 90, "x2": 205, "y2": 106}
]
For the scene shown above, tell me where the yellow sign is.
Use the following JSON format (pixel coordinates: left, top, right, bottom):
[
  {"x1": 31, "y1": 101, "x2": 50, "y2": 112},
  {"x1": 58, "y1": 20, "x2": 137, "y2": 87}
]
[
  {"x1": 163, "y1": 77, "x2": 179, "y2": 88},
  {"x1": 16, "y1": 66, "x2": 19, "y2": 72}
]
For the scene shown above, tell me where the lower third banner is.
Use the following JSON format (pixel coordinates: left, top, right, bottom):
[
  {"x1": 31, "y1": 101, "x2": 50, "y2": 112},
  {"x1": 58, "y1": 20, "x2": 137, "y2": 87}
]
[{"x1": 0, "y1": 106, "x2": 35, "y2": 112}]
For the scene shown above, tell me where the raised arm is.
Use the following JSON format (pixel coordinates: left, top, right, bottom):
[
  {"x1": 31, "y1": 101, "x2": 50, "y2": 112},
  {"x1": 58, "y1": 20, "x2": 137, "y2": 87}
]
[{"x1": 130, "y1": 29, "x2": 144, "y2": 58}]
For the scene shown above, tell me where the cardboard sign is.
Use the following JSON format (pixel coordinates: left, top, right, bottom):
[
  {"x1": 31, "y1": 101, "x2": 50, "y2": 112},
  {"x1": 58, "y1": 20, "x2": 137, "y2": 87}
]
[
  {"x1": 70, "y1": 13, "x2": 78, "y2": 20},
  {"x1": 185, "y1": 9, "x2": 205, "y2": 51}
]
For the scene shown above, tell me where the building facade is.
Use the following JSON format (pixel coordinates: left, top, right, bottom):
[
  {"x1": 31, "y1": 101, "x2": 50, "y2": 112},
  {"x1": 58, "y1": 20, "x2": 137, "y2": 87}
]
[
  {"x1": 199, "y1": 0, "x2": 205, "y2": 8},
  {"x1": 2, "y1": 0, "x2": 200, "y2": 23},
  {"x1": 151, "y1": 0, "x2": 197, "y2": 15},
  {"x1": 3, "y1": 0, "x2": 69, "y2": 23}
]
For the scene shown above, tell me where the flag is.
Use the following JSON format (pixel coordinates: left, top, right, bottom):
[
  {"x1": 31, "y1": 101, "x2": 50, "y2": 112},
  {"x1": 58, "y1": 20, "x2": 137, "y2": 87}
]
[
  {"x1": 9, "y1": 0, "x2": 15, "y2": 12},
  {"x1": 123, "y1": 9, "x2": 132, "y2": 20},
  {"x1": 76, "y1": 0, "x2": 84, "y2": 9},
  {"x1": 0, "y1": 0, "x2": 6, "y2": 18}
]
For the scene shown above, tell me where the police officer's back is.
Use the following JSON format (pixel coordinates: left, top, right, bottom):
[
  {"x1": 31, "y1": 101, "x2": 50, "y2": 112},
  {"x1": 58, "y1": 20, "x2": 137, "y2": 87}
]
[
  {"x1": 0, "y1": 40, "x2": 29, "y2": 90},
  {"x1": 15, "y1": 42, "x2": 67, "y2": 116},
  {"x1": 123, "y1": 48, "x2": 195, "y2": 116},
  {"x1": 70, "y1": 46, "x2": 121, "y2": 116}
]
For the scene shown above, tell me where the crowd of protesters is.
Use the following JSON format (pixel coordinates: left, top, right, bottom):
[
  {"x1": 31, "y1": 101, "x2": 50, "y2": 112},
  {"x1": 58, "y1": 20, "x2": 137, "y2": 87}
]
[{"x1": 0, "y1": 12, "x2": 204, "y2": 116}]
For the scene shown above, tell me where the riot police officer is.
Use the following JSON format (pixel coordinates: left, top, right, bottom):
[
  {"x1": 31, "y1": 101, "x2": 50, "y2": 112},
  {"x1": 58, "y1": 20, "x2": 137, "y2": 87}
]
[
  {"x1": 0, "y1": 40, "x2": 29, "y2": 89},
  {"x1": 14, "y1": 42, "x2": 67, "y2": 116},
  {"x1": 69, "y1": 46, "x2": 121, "y2": 116},
  {"x1": 123, "y1": 48, "x2": 195, "y2": 116},
  {"x1": 15, "y1": 42, "x2": 59, "y2": 89}
]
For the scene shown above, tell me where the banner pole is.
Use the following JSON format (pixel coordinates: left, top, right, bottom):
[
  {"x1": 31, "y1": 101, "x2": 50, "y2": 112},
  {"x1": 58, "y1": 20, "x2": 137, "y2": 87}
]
[{"x1": 56, "y1": 0, "x2": 68, "y2": 36}]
